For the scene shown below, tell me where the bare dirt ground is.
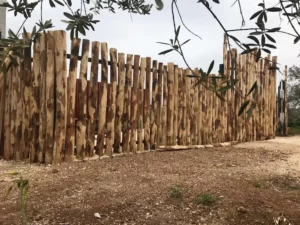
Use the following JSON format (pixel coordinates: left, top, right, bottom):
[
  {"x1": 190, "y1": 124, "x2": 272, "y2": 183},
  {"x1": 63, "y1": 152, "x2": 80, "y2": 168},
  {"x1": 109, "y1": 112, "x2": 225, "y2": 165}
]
[{"x1": 1, "y1": 136, "x2": 300, "y2": 225}]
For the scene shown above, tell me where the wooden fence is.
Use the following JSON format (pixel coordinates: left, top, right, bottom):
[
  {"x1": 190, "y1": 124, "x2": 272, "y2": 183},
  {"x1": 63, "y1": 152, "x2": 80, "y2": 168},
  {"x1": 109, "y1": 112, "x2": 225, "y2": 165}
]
[{"x1": 0, "y1": 31, "x2": 278, "y2": 163}]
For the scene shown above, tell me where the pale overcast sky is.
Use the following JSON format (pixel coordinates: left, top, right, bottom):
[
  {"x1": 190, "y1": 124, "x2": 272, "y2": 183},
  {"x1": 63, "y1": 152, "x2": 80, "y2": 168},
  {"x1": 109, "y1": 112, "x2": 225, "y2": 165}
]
[{"x1": 5, "y1": 0, "x2": 299, "y2": 83}]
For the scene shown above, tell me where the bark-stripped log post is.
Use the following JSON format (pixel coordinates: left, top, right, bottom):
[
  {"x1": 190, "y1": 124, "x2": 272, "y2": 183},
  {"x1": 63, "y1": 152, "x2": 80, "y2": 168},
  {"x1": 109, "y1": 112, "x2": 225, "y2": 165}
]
[
  {"x1": 161, "y1": 65, "x2": 168, "y2": 146},
  {"x1": 44, "y1": 31, "x2": 55, "y2": 164},
  {"x1": 138, "y1": 58, "x2": 146, "y2": 152},
  {"x1": 30, "y1": 37, "x2": 41, "y2": 162},
  {"x1": 10, "y1": 64, "x2": 18, "y2": 160},
  {"x1": 15, "y1": 57, "x2": 23, "y2": 161},
  {"x1": 144, "y1": 57, "x2": 151, "y2": 150},
  {"x1": 197, "y1": 71, "x2": 203, "y2": 145},
  {"x1": 190, "y1": 75, "x2": 196, "y2": 144},
  {"x1": 3, "y1": 69, "x2": 11, "y2": 160},
  {"x1": 222, "y1": 34, "x2": 228, "y2": 142},
  {"x1": 186, "y1": 69, "x2": 191, "y2": 145},
  {"x1": 65, "y1": 38, "x2": 81, "y2": 162},
  {"x1": 181, "y1": 69, "x2": 188, "y2": 145},
  {"x1": 271, "y1": 56, "x2": 277, "y2": 138},
  {"x1": 130, "y1": 55, "x2": 140, "y2": 153},
  {"x1": 22, "y1": 33, "x2": 32, "y2": 160},
  {"x1": 52, "y1": 31, "x2": 67, "y2": 164},
  {"x1": 37, "y1": 33, "x2": 47, "y2": 163},
  {"x1": 202, "y1": 75, "x2": 208, "y2": 144},
  {"x1": 76, "y1": 39, "x2": 89, "y2": 160},
  {"x1": 231, "y1": 49, "x2": 238, "y2": 141},
  {"x1": 156, "y1": 63, "x2": 163, "y2": 146},
  {"x1": 86, "y1": 42, "x2": 100, "y2": 157},
  {"x1": 177, "y1": 68, "x2": 183, "y2": 145},
  {"x1": 283, "y1": 65, "x2": 288, "y2": 136},
  {"x1": 173, "y1": 65, "x2": 179, "y2": 144},
  {"x1": 167, "y1": 63, "x2": 174, "y2": 145},
  {"x1": 258, "y1": 59, "x2": 264, "y2": 140},
  {"x1": 97, "y1": 43, "x2": 109, "y2": 156},
  {"x1": 122, "y1": 54, "x2": 133, "y2": 153},
  {"x1": 241, "y1": 54, "x2": 247, "y2": 142},
  {"x1": 264, "y1": 55, "x2": 270, "y2": 138},
  {"x1": 114, "y1": 53, "x2": 125, "y2": 153},
  {"x1": 106, "y1": 48, "x2": 117, "y2": 156},
  {"x1": 207, "y1": 80, "x2": 213, "y2": 144},
  {"x1": 245, "y1": 53, "x2": 250, "y2": 141},
  {"x1": 236, "y1": 54, "x2": 242, "y2": 142},
  {"x1": 150, "y1": 60, "x2": 158, "y2": 149}
]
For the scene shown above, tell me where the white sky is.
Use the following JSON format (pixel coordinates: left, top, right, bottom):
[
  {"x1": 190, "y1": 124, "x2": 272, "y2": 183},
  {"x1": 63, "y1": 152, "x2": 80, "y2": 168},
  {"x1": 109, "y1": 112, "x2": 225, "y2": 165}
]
[{"x1": 5, "y1": 0, "x2": 299, "y2": 83}]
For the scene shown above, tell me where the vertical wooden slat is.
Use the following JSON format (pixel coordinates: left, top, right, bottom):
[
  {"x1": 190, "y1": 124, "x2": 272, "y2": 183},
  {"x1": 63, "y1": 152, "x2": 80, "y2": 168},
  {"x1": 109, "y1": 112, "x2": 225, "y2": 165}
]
[
  {"x1": 264, "y1": 55, "x2": 270, "y2": 139},
  {"x1": 114, "y1": 53, "x2": 125, "y2": 153},
  {"x1": 207, "y1": 81, "x2": 213, "y2": 144},
  {"x1": 236, "y1": 54, "x2": 242, "y2": 142},
  {"x1": 161, "y1": 65, "x2": 168, "y2": 146},
  {"x1": 223, "y1": 34, "x2": 228, "y2": 142},
  {"x1": 271, "y1": 56, "x2": 277, "y2": 138},
  {"x1": 22, "y1": 33, "x2": 32, "y2": 160},
  {"x1": 186, "y1": 69, "x2": 191, "y2": 145},
  {"x1": 283, "y1": 65, "x2": 288, "y2": 136},
  {"x1": 86, "y1": 41, "x2": 100, "y2": 157},
  {"x1": 10, "y1": 64, "x2": 18, "y2": 160},
  {"x1": 130, "y1": 55, "x2": 140, "y2": 153},
  {"x1": 37, "y1": 33, "x2": 47, "y2": 162},
  {"x1": 106, "y1": 48, "x2": 117, "y2": 156},
  {"x1": 65, "y1": 38, "x2": 81, "y2": 162},
  {"x1": 197, "y1": 71, "x2": 203, "y2": 145},
  {"x1": 28, "y1": 38, "x2": 41, "y2": 162},
  {"x1": 138, "y1": 58, "x2": 146, "y2": 152},
  {"x1": 97, "y1": 43, "x2": 109, "y2": 156},
  {"x1": 44, "y1": 31, "x2": 55, "y2": 164},
  {"x1": 173, "y1": 65, "x2": 179, "y2": 145},
  {"x1": 178, "y1": 68, "x2": 183, "y2": 145},
  {"x1": 181, "y1": 69, "x2": 188, "y2": 145},
  {"x1": 190, "y1": 76, "x2": 197, "y2": 144},
  {"x1": 122, "y1": 54, "x2": 133, "y2": 153},
  {"x1": 3, "y1": 68, "x2": 11, "y2": 160},
  {"x1": 156, "y1": 63, "x2": 163, "y2": 147},
  {"x1": 150, "y1": 60, "x2": 158, "y2": 149},
  {"x1": 144, "y1": 57, "x2": 151, "y2": 150},
  {"x1": 76, "y1": 39, "x2": 89, "y2": 159},
  {"x1": 15, "y1": 57, "x2": 23, "y2": 161},
  {"x1": 52, "y1": 31, "x2": 67, "y2": 164},
  {"x1": 167, "y1": 63, "x2": 174, "y2": 145}
]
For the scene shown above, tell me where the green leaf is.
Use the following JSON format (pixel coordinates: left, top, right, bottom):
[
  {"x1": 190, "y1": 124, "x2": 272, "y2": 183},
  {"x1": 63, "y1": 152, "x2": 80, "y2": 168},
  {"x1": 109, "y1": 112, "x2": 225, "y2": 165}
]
[
  {"x1": 155, "y1": 0, "x2": 164, "y2": 10},
  {"x1": 247, "y1": 81, "x2": 258, "y2": 97},
  {"x1": 264, "y1": 44, "x2": 276, "y2": 49},
  {"x1": 218, "y1": 84, "x2": 233, "y2": 93},
  {"x1": 158, "y1": 49, "x2": 174, "y2": 55},
  {"x1": 157, "y1": 42, "x2": 171, "y2": 46},
  {"x1": 241, "y1": 48, "x2": 257, "y2": 55},
  {"x1": 7, "y1": 171, "x2": 19, "y2": 175},
  {"x1": 294, "y1": 36, "x2": 300, "y2": 44},
  {"x1": 64, "y1": 12, "x2": 74, "y2": 20},
  {"x1": 3, "y1": 186, "x2": 14, "y2": 201},
  {"x1": 267, "y1": 7, "x2": 282, "y2": 12},
  {"x1": 207, "y1": 60, "x2": 214, "y2": 76},
  {"x1": 267, "y1": 27, "x2": 281, "y2": 33},
  {"x1": 248, "y1": 36, "x2": 260, "y2": 45},
  {"x1": 262, "y1": 48, "x2": 271, "y2": 54},
  {"x1": 261, "y1": 34, "x2": 265, "y2": 47},
  {"x1": 181, "y1": 39, "x2": 191, "y2": 46},
  {"x1": 265, "y1": 33, "x2": 276, "y2": 43},
  {"x1": 250, "y1": 10, "x2": 262, "y2": 20},
  {"x1": 238, "y1": 100, "x2": 250, "y2": 116},
  {"x1": 246, "y1": 103, "x2": 256, "y2": 120}
]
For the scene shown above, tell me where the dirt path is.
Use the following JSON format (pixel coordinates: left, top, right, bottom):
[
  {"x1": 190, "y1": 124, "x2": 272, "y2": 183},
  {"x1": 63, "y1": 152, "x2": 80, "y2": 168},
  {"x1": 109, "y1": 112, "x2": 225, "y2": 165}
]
[{"x1": 0, "y1": 136, "x2": 300, "y2": 225}]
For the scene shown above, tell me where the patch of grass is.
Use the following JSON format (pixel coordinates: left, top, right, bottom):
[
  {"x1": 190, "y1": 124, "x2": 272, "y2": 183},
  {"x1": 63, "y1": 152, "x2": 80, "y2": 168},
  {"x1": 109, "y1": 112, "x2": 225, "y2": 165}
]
[
  {"x1": 196, "y1": 194, "x2": 216, "y2": 205},
  {"x1": 253, "y1": 182, "x2": 264, "y2": 188},
  {"x1": 169, "y1": 185, "x2": 182, "y2": 199},
  {"x1": 288, "y1": 126, "x2": 300, "y2": 136}
]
